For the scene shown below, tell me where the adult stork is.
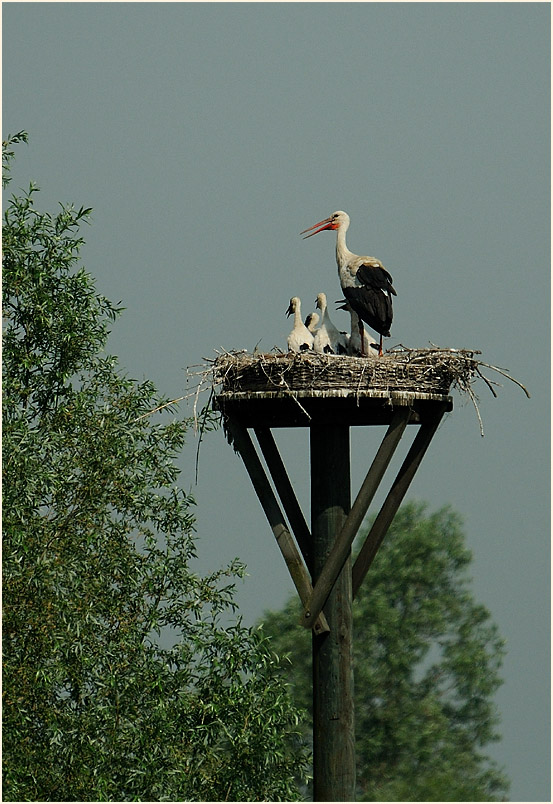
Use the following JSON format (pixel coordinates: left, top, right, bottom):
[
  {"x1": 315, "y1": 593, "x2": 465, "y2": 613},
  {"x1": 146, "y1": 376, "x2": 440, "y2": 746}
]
[
  {"x1": 286, "y1": 296, "x2": 314, "y2": 353},
  {"x1": 301, "y1": 210, "x2": 396, "y2": 356}
]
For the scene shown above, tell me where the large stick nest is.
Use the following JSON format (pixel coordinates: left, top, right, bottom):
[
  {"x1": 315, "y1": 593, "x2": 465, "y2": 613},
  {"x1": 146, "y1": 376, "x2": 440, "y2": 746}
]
[
  {"x1": 190, "y1": 345, "x2": 529, "y2": 437},
  {"x1": 213, "y1": 347, "x2": 475, "y2": 397}
]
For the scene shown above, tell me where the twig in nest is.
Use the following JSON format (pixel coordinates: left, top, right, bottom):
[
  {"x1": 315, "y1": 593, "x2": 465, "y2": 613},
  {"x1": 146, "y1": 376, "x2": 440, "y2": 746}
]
[
  {"x1": 284, "y1": 386, "x2": 312, "y2": 421},
  {"x1": 466, "y1": 384, "x2": 485, "y2": 438},
  {"x1": 474, "y1": 360, "x2": 531, "y2": 399},
  {"x1": 132, "y1": 395, "x2": 187, "y2": 422},
  {"x1": 195, "y1": 386, "x2": 214, "y2": 485},
  {"x1": 475, "y1": 367, "x2": 498, "y2": 398}
]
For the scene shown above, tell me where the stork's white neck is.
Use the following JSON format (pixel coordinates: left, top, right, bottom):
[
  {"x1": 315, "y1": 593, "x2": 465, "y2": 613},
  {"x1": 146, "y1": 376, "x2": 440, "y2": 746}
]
[
  {"x1": 335, "y1": 224, "x2": 355, "y2": 271},
  {"x1": 293, "y1": 301, "x2": 303, "y2": 329},
  {"x1": 316, "y1": 294, "x2": 328, "y2": 320}
]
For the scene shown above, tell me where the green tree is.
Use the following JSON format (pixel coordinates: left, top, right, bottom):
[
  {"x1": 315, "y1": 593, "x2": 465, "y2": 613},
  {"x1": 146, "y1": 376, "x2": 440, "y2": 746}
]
[
  {"x1": 260, "y1": 502, "x2": 509, "y2": 801},
  {"x1": 2, "y1": 133, "x2": 308, "y2": 802}
]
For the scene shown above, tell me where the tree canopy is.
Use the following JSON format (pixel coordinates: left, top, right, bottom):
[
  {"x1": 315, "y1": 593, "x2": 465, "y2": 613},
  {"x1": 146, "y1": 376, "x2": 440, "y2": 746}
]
[
  {"x1": 260, "y1": 501, "x2": 510, "y2": 801},
  {"x1": 2, "y1": 133, "x2": 308, "y2": 801}
]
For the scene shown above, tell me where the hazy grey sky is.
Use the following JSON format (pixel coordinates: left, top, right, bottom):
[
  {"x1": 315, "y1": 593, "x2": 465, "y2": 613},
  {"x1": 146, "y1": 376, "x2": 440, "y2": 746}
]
[{"x1": 3, "y1": 3, "x2": 550, "y2": 800}]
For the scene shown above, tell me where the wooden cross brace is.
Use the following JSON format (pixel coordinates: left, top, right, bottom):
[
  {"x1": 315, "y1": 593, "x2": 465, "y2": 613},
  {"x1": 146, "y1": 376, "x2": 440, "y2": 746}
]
[{"x1": 226, "y1": 401, "x2": 448, "y2": 633}]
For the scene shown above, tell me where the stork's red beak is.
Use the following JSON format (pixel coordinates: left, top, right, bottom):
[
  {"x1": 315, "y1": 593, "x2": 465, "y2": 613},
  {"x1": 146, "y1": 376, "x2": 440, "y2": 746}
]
[{"x1": 300, "y1": 216, "x2": 336, "y2": 239}]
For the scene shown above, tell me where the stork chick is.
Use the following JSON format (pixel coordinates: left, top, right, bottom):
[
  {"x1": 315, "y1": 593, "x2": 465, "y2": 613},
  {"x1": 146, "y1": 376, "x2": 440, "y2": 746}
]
[
  {"x1": 304, "y1": 311, "x2": 320, "y2": 334},
  {"x1": 286, "y1": 296, "x2": 314, "y2": 353},
  {"x1": 337, "y1": 300, "x2": 378, "y2": 358},
  {"x1": 313, "y1": 292, "x2": 348, "y2": 355}
]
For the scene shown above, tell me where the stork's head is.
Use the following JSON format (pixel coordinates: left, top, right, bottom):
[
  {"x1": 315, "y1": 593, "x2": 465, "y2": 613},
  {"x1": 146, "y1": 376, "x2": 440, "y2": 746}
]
[
  {"x1": 304, "y1": 311, "x2": 319, "y2": 331},
  {"x1": 315, "y1": 292, "x2": 327, "y2": 311},
  {"x1": 286, "y1": 296, "x2": 300, "y2": 317},
  {"x1": 301, "y1": 210, "x2": 350, "y2": 239}
]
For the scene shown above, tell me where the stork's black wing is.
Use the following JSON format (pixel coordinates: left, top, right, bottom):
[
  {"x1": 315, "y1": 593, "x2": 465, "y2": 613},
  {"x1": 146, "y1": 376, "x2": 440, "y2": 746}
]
[
  {"x1": 344, "y1": 262, "x2": 396, "y2": 337},
  {"x1": 356, "y1": 263, "x2": 397, "y2": 296}
]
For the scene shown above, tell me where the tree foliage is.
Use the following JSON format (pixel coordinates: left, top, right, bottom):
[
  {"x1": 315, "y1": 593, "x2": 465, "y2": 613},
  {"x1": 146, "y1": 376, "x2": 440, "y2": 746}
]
[
  {"x1": 2, "y1": 133, "x2": 308, "y2": 802},
  {"x1": 260, "y1": 502, "x2": 510, "y2": 801}
]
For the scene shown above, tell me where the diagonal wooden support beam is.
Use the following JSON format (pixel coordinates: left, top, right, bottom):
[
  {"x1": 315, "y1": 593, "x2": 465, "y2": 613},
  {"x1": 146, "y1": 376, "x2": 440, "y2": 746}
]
[
  {"x1": 300, "y1": 406, "x2": 411, "y2": 630},
  {"x1": 254, "y1": 427, "x2": 312, "y2": 571},
  {"x1": 227, "y1": 420, "x2": 329, "y2": 634},
  {"x1": 352, "y1": 402, "x2": 448, "y2": 598}
]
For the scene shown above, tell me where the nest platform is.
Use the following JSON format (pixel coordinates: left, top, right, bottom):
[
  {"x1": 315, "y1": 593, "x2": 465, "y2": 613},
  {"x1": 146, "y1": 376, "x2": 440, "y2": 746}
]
[{"x1": 210, "y1": 349, "x2": 478, "y2": 428}]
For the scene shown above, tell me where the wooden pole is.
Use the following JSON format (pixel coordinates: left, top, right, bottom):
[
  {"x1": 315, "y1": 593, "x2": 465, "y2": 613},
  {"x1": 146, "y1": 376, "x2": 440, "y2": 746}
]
[{"x1": 311, "y1": 424, "x2": 355, "y2": 802}]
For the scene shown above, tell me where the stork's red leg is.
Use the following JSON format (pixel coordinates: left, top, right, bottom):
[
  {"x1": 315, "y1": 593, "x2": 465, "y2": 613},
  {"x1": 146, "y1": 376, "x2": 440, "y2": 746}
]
[
  {"x1": 359, "y1": 321, "x2": 365, "y2": 356},
  {"x1": 378, "y1": 334, "x2": 383, "y2": 357}
]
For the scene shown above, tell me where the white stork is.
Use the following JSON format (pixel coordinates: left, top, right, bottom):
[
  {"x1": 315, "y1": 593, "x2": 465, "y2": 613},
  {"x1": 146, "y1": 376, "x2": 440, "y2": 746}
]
[
  {"x1": 337, "y1": 300, "x2": 377, "y2": 358},
  {"x1": 313, "y1": 292, "x2": 348, "y2": 355},
  {"x1": 304, "y1": 311, "x2": 320, "y2": 333},
  {"x1": 301, "y1": 210, "x2": 396, "y2": 356},
  {"x1": 286, "y1": 296, "x2": 314, "y2": 353}
]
